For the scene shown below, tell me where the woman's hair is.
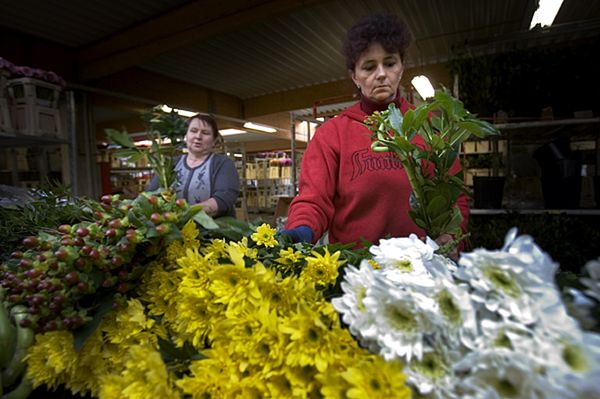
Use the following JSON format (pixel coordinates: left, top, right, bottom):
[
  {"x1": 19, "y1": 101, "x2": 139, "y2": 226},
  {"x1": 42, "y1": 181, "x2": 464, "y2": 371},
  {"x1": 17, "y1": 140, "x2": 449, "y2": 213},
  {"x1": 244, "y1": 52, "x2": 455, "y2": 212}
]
[
  {"x1": 342, "y1": 14, "x2": 412, "y2": 71},
  {"x1": 188, "y1": 113, "x2": 223, "y2": 146}
]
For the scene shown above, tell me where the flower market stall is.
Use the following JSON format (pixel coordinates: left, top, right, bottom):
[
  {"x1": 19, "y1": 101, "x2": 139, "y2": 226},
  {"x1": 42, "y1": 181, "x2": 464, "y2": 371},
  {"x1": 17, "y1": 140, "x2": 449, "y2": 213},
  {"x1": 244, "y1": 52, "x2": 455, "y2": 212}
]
[{"x1": 1, "y1": 92, "x2": 600, "y2": 399}]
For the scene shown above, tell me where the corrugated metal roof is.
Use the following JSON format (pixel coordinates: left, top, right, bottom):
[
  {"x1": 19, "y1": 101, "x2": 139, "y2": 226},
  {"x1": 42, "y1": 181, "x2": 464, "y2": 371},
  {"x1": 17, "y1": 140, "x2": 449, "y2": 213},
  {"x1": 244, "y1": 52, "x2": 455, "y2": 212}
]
[
  {"x1": 0, "y1": 0, "x2": 193, "y2": 48},
  {"x1": 1, "y1": 0, "x2": 599, "y2": 102}
]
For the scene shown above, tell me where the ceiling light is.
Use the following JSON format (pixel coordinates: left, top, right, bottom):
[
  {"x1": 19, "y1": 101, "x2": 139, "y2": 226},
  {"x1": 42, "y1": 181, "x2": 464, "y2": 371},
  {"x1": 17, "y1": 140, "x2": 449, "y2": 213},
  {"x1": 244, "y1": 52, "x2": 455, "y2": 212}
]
[
  {"x1": 233, "y1": 153, "x2": 244, "y2": 158},
  {"x1": 134, "y1": 138, "x2": 172, "y2": 147},
  {"x1": 411, "y1": 75, "x2": 435, "y2": 100},
  {"x1": 243, "y1": 122, "x2": 277, "y2": 133},
  {"x1": 159, "y1": 104, "x2": 197, "y2": 117},
  {"x1": 529, "y1": 0, "x2": 564, "y2": 29},
  {"x1": 219, "y1": 128, "x2": 247, "y2": 136}
]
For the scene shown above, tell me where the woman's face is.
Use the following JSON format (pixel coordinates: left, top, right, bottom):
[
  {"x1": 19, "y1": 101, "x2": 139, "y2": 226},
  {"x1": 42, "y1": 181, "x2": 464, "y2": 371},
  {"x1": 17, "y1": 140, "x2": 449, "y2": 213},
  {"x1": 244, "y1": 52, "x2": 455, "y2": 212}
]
[
  {"x1": 351, "y1": 42, "x2": 404, "y2": 104},
  {"x1": 185, "y1": 118, "x2": 216, "y2": 157}
]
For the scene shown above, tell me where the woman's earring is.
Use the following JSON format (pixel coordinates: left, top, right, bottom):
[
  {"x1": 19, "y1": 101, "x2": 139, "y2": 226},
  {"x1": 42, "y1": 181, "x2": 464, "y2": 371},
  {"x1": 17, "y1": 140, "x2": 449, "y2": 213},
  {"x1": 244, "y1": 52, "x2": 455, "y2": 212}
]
[{"x1": 356, "y1": 84, "x2": 361, "y2": 90}]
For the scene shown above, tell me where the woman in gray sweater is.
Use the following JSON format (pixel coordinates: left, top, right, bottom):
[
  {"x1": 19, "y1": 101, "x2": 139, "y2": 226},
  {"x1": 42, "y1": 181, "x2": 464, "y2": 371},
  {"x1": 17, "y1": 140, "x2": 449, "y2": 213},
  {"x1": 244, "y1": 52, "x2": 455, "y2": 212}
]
[{"x1": 148, "y1": 114, "x2": 240, "y2": 218}]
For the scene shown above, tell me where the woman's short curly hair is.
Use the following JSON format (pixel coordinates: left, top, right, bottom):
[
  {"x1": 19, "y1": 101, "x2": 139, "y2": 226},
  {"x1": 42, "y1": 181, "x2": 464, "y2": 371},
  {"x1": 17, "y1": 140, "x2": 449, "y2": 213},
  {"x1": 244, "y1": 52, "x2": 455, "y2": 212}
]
[{"x1": 342, "y1": 14, "x2": 412, "y2": 71}]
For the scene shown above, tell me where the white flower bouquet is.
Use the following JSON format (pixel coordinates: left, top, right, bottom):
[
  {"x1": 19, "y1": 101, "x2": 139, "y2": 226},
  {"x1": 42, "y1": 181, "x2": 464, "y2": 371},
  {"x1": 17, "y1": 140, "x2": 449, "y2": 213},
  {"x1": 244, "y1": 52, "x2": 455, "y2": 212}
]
[{"x1": 332, "y1": 229, "x2": 600, "y2": 398}]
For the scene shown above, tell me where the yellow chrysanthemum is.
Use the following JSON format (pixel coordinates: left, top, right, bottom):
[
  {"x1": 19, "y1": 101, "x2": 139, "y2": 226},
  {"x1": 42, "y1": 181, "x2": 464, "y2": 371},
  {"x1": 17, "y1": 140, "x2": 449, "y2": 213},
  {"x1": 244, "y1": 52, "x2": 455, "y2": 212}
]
[
  {"x1": 285, "y1": 365, "x2": 319, "y2": 398},
  {"x1": 65, "y1": 326, "x2": 110, "y2": 396},
  {"x1": 138, "y1": 260, "x2": 181, "y2": 320},
  {"x1": 342, "y1": 356, "x2": 410, "y2": 399},
  {"x1": 209, "y1": 263, "x2": 263, "y2": 316},
  {"x1": 181, "y1": 219, "x2": 200, "y2": 248},
  {"x1": 176, "y1": 346, "x2": 242, "y2": 398},
  {"x1": 302, "y1": 248, "x2": 346, "y2": 286},
  {"x1": 367, "y1": 259, "x2": 382, "y2": 269},
  {"x1": 317, "y1": 367, "x2": 352, "y2": 399},
  {"x1": 170, "y1": 293, "x2": 217, "y2": 348},
  {"x1": 280, "y1": 304, "x2": 340, "y2": 372},
  {"x1": 228, "y1": 236, "x2": 258, "y2": 260},
  {"x1": 251, "y1": 223, "x2": 278, "y2": 248},
  {"x1": 99, "y1": 344, "x2": 180, "y2": 399},
  {"x1": 25, "y1": 330, "x2": 77, "y2": 390},
  {"x1": 103, "y1": 299, "x2": 157, "y2": 347},
  {"x1": 265, "y1": 371, "x2": 295, "y2": 398},
  {"x1": 211, "y1": 305, "x2": 285, "y2": 373},
  {"x1": 202, "y1": 238, "x2": 228, "y2": 260},
  {"x1": 275, "y1": 247, "x2": 304, "y2": 265}
]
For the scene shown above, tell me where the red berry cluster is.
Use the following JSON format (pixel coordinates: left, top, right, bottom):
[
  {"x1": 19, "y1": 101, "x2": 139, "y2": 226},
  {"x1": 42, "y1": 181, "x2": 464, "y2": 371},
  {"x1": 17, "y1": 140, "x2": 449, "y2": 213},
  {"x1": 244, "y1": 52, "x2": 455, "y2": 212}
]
[{"x1": 0, "y1": 191, "x2": 192, "y2": 333}]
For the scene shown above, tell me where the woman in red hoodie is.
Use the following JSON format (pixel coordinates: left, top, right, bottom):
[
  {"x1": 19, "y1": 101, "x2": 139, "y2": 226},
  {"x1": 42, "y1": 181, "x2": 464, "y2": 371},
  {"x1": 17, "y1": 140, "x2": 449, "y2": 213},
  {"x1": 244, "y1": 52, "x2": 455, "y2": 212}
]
[{"x1": 283, "y1": 14, "x2": 468, "y2": 257}]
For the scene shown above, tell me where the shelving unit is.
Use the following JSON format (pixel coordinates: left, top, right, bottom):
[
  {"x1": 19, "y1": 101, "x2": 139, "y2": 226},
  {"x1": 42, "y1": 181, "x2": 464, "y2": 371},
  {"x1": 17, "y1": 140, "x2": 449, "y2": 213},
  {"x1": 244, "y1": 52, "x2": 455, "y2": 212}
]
[
  {"x1": 98, "y1": 148, "x2": 154, "y2": 196},
  {"x1": 244, "y1": 150, "x2": 301, "y2": 218},
  {"x1": 467, "y1": 117, "x2": 600, "y2": 210},
  {"x1": 0, "y1": 80, "x2": 75, "y2": 190},
  {"x1": 461, "y1": 137, "x2": 508, "y2": 187}
]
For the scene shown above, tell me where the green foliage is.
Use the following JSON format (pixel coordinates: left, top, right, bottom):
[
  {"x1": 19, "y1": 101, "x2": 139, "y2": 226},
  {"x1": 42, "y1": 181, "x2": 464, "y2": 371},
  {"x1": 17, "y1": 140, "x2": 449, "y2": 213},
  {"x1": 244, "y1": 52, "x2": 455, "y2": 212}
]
[
  {"x1": 106, "y1": 107, "x2": 189, "y2": 191},
  {"x1": 468, "y1": 213, "x2": 600, "y2": 274},
  {"x1": 447, "y1": 39, "x2": 600, "y2": 118},
  {"x1": 0, "y1": 183, "x2": 95, "y2": 261},
  {"x1": 365, "y1": 89, "x2": 500, "y2": 245}
]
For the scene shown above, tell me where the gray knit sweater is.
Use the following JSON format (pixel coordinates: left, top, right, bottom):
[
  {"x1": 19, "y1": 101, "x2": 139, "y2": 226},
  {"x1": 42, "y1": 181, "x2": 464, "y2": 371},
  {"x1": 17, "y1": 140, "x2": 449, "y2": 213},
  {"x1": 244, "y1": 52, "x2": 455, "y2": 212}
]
[{"x1": 147, "y1": 153, "x2": 240, "y2": 218}]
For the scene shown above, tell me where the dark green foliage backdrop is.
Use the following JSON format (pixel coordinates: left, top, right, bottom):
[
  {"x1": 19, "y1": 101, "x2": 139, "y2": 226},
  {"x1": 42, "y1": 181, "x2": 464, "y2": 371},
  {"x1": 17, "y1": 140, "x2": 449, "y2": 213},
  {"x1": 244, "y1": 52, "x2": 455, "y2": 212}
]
[
  {"x1": 448, "y1": 38, "x2": 599, "y2": 119},
  {"x1": 468, "y1": 213, "x2": 600, "y2": 273}
]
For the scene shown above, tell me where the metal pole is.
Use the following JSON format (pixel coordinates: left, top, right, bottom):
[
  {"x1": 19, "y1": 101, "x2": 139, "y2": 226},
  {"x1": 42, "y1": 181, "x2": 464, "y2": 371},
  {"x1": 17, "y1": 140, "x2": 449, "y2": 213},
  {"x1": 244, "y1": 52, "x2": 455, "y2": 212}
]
[
  {"x1": 67, "y1": 90, "x2": 78, "y2": 195},
  {"x1": 290, "y1": 114, "x2": 297, "y2": 194}
]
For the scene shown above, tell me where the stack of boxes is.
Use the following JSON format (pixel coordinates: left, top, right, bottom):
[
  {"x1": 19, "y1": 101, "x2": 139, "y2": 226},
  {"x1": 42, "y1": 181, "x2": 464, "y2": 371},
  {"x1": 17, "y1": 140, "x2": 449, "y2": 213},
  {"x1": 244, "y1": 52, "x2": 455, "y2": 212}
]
[
  {"x1": 6, "y1": 77, "x2": 63, "y2": 137},
  {"x1": 0, "y1": 57, "x2": 66, "y2": 188},
  {"x1": 244, "y1": 152, "x2": 297, "y2": 211}
]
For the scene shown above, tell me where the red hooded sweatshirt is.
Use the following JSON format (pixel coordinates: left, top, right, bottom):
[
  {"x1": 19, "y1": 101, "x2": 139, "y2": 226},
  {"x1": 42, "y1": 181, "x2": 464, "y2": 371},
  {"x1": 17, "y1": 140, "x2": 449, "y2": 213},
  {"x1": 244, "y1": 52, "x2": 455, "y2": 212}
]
[{"x1": 285, "y1": 95, "x2": 469, "y2": 247}]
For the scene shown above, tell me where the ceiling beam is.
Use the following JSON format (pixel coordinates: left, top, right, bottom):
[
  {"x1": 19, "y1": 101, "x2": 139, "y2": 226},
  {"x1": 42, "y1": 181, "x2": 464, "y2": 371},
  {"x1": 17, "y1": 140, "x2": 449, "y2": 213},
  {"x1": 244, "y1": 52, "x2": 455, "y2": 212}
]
[
  {"x1": 244, "y1": 62, "x2": 453, "y2": 117},
  {"x1": 91, "y1": 67, "x2": 244, "y2": 118},
  {"x1": 77, "y1": 0, "x2": 330, "y2": 81}
]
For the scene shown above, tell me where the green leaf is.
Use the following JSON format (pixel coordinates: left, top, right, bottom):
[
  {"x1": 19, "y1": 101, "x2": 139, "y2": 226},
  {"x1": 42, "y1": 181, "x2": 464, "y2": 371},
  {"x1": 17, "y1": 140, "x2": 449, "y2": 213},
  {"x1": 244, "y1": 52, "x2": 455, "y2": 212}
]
[
  {"x1": 133, "y1": 195, "x2": 153, "y2": 216},
  {"x1": 393, "y1": 135, "x2": 414, "y2": 153},
  {"x1": 401, "y1": 108, "x2": 415, "y2": 132},
  {"x1": 165, "y1": 226, "x2": 183, "y2": 242},
  {"x1": 193, "y1": 210, "x2": 219, "y2": 230},
  {"x1": 73, "y1": 291, "x2": 115, "y2": 352},
  {"x1": 112, "y1": 148, "x2": 144, "y2": 162},
  {"x1": 456, "y1": 121, "x2": 491, "y2": 139},
  {"x1": 388, "y1": 104, "x2": 404, "y2": 132},
  {"x1": 105, "y1": 128, "x2": 135, "y2": 148},
  {"x1": 441, "y1": 208, "x2": 463, "y2": 233},
  {"x1": 426, "y1": 195, "x2": 451, "y2": 219},
  {"x1": 413, "y1": 104, "x2": 431, "y2": 128}
]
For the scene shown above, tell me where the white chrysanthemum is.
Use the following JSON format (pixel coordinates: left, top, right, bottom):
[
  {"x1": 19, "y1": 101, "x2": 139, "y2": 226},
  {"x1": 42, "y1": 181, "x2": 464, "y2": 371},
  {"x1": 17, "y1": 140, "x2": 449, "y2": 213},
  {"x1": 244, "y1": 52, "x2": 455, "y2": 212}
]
[
  {"x1": 540, "y1": 329, "x2": 600, "y2": 398},
  {"x1": 433, "y1": 277, "x2": 478, "y2": 349},
  {"x1": 501, "y1": 227, "x2": 558, "y2": 283},
  {"x1": 454, "y1": 348, "x2": 555, "y2": 399},
  {"x1": 404, "y1": 345, "x2": 461, "y2": 399},
  {"x1": 465, "y1": 318, "x2": 545, "y2": 360},
  {"x1": 361, "y1": 272, "x2": 444, "y2": 362},
  {"x1": 581, "y1": 257, "x2": 600, "y2": 301},
  {"x1": 371, "y1": 234, "x2": 439, "y2": 289},
  {"x1": 330, "y1": 261, "x2": 377, "y2": 339},
  {"x1": 455, "y1": 230, "x2": 561, "y2": 324},
  {"x1": 564, "y1": 288, "x2": 598, "y2": 330}
]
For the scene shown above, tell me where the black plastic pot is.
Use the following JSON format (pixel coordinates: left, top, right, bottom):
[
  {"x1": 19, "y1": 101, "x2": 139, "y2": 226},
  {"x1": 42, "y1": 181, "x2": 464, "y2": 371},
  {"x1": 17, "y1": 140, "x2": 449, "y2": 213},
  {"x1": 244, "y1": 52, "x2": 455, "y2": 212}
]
[
  {"x1": 534, "y1": 140, "x2": 582, "y2": 209},
  {"x1": 473, "y1": 176, "x2": 505, "y2": 209}
]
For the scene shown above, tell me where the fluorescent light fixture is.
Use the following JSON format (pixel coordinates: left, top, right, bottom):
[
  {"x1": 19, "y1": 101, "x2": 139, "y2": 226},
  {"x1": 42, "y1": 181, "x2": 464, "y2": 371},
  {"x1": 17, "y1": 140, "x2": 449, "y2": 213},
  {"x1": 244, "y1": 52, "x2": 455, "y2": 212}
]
[
  {"x1": 159, "y1": 104, "x2": 196, "y2": 118},
  {"x1": 233, "y1": 153, "x2": 244, "y2": 158},
  {"x1": 411, "y1": 75, "x2": 435, "y2": 100},
  {"x1": 134, "y1": 138, "x2": 172, "y2": 147},
  {"x1": 243, "y1": 122, "x2": 277, "y2": 133},
  {"x1": 219, "y1": 128, "x2": 247, "y2": 136},
  {"x1": 530, "y1": 0, "x2": 564, "y2": 29}
]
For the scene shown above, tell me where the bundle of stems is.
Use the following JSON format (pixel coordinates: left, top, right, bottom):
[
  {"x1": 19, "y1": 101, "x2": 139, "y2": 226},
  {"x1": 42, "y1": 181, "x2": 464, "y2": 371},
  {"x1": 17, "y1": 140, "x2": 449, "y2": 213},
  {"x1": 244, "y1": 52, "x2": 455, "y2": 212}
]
[{"x1": 365, "y1": 90, "x2": 499, "y2": 247}]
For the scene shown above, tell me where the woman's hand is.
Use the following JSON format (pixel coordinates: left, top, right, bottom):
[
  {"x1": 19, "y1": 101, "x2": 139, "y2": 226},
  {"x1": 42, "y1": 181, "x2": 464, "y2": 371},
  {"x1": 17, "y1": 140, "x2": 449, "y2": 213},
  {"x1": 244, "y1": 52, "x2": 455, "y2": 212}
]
[{"x1": 435, "y1": 233, "x2": 459, "y2": 261}]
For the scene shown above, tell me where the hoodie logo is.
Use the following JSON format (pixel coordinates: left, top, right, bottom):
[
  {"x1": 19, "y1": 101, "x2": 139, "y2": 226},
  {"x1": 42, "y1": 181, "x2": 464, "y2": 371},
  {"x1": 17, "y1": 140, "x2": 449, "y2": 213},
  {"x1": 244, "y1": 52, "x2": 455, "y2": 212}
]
[{"x1": 350, "y1": 148, "x2": 403, "y2": 180}]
